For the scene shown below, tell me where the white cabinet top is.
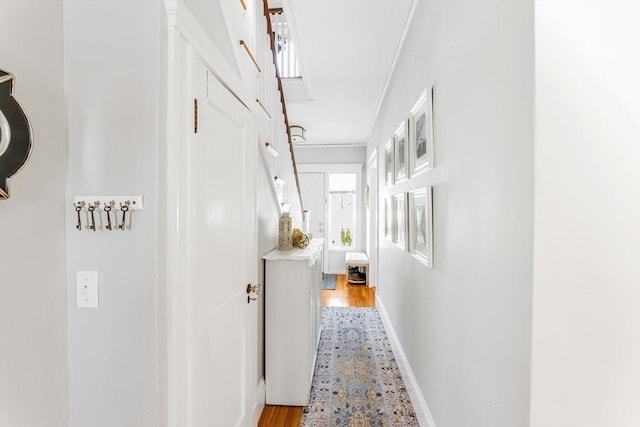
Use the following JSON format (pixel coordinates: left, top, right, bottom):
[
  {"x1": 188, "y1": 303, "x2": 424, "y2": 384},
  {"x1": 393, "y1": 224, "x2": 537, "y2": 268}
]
[{"x1": 263, "y1": 239, "x2": 323, "y2": 265}]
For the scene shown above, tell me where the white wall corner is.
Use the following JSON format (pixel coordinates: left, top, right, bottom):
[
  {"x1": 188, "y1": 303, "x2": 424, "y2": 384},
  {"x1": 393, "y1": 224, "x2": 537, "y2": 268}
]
[{"x1": 376, "y1": 295, "x2": 437, "y2": 427}]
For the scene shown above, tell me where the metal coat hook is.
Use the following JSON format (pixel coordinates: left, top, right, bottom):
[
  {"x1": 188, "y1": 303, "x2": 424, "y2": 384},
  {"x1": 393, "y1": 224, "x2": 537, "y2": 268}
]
[
  {"x1": 119, "y1": 201, "x2": 130, "y2": 231},
  {"x1": 87, "y1": 201, "x2": 99, "y2": 231},
  {"x1": 73, "y1": 201, "x2": 85, "y2": 230},
  {"x1": 103, "y1": 200, "x2": 115, "y2": 230},
  {"x1": 73, "y1": 195, "x2": 143, "y2": 232}
]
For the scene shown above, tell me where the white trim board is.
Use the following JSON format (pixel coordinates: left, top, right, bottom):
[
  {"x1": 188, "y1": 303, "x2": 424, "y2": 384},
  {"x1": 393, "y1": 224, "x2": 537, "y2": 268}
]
[
  {"x1": 252, "y1": 378, "x2": 266, "y2": 425},
  {"x1": 165, "y1": 0, "x2": 256, "y2": 116},
  {"x1": 376, "y1": 295, "x2": 437, "y2": 427}
]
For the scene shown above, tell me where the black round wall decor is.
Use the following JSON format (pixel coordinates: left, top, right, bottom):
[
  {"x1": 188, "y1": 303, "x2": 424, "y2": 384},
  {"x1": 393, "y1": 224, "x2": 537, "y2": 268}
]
[{"x1": 0, "y1": 69, "x2": 33, "y2": 200}]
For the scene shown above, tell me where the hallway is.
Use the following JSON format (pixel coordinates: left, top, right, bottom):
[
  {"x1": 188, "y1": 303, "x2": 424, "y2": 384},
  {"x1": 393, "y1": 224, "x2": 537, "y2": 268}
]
[
  {"x1": 1, "y1": 2, "x2": 638, "y2": 426},
  {"x1": 258, "y1": 276, "x2": 376, "y2": 426}
]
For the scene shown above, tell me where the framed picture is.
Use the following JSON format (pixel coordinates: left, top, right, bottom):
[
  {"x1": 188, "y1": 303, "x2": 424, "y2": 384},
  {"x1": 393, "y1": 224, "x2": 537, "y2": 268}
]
[
  {"x1": 392, "y1": 193, "x2": 406, "y2": 250},
  {"x1": 384, "y1": 197, "x2": 392, "y2": 240},
  {"x1": 409, "y1": 187, "x2": 433, "y2": 268},
  {"x1": 409, "y1": 86, "x2": 434, "y2": 176},
  {"x1": 384, "y1": 139, "x2": 394, "y2": 186},
  {"x1": 364, "y1": 184, "x2": 370, "y2": 210},
  {"x1": 394, "y1": 121, "x2": 407, "y2": 182}
]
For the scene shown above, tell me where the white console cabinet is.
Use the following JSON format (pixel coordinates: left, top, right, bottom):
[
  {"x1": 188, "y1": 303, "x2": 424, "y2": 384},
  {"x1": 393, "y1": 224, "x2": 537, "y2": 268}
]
[{"x1": 263, "y1": 239, "x2": 323, "y2": 406}]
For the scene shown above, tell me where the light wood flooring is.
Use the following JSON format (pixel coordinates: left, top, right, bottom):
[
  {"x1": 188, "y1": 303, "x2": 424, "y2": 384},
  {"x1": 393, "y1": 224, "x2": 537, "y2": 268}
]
[{"x1": 257, "y1": 274, "x2": 376, "y2": 426}]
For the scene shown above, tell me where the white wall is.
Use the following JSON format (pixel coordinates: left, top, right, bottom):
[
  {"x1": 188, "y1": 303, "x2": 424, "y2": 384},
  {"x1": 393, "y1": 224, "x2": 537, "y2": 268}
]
[
  {"x1": 368, "y1": 2, "x2": 534, "y2": 426},
  {"x1": 0, "y1": 2, "x2": 69, "y2": 426},
  {"x1": 295, "y1": 144, "x2": 365, "y2": 164},
  {"x1": 530, "y1": 2, "x2": 640, "y2": 426},
  {"x1": 63, "y1": 2, "x2": 167, "y2": 426}
]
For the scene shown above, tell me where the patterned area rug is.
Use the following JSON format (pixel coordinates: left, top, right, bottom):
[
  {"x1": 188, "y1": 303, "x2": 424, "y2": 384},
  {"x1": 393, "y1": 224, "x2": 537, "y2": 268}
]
[
  {"x1": 322, "y1": 274, "x2": 337, "y2": 290},
  {"x1": 300, "y1": 307, "x2": 419, "y2": 427}
]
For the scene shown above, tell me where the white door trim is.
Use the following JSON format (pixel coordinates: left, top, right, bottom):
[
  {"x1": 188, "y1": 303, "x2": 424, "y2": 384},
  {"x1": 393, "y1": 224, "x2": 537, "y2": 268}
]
[{"x1": 165, "y1": 22, "x2": 191, "y2": 427}]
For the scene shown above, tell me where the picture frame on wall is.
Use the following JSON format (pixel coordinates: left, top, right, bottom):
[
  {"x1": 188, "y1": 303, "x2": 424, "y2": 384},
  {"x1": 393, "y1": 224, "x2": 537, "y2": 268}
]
[
  {"x1": 392, "y1": 193, "x2": 406, "y2": 250},
  {"x1": 394, "y1": 121, "x2": 407, "y2": 182},
  {"x1": 409, "y1": 86, "x2": 434, "y2": 176},
  {"x1": 409, "y1": 187, "x2": 433, "y2": 268},
  {"x1": 384, "y1": 196, "x2": 392, "y2": 240},
  {"x1": 364, "y1": 184, "x2": 370, "y2": 210},
  {"x1": 384, "y1": 139, "x2": 394, "y2": 186}
]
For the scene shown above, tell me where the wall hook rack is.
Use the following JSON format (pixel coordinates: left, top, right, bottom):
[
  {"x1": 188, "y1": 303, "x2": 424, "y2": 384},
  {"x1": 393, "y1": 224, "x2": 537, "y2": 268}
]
[{"x1": 73, "y1": 195, "x2": 143, "y2": 231}]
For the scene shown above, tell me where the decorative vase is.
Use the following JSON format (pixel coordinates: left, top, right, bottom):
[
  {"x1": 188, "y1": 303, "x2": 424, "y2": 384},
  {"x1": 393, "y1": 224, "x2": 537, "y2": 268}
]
[
  {"x1": 278, "y1": 212, "x2": 293, "y2": 250},
  {"x1": 292, "y1": 228, "x2": 310, "y2": 249}
]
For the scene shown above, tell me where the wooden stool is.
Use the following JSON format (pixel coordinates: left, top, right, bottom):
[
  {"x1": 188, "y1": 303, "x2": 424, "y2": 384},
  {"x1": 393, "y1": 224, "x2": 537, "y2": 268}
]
[{"x1": 345, "y1": 252, "x2": 369, "y2": 285}]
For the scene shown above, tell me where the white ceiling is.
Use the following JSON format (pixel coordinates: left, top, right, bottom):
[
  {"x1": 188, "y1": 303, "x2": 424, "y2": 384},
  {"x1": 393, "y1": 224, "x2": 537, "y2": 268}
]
[{"x1": 275, "y1": 0, "x2": 415, "y2": 146}]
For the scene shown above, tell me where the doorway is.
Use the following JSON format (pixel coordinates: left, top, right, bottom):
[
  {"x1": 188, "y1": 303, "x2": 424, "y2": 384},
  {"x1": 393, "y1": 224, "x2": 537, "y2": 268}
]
[
  {"x1": 166, "y1": 56, "x2": 261, "y2": 427},
  {"x1": 297, "y1": 164, "x2": 364, "y2": 276}
]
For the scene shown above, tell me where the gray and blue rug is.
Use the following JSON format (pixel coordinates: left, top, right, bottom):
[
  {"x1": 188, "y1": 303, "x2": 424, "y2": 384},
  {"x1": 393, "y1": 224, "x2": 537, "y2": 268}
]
[
  {"x1": 322, "y1": 274, "x2": 337, "y2": 290},
  {"x1": 300, "y1": 307, "x2": 419, "y2": 426}
]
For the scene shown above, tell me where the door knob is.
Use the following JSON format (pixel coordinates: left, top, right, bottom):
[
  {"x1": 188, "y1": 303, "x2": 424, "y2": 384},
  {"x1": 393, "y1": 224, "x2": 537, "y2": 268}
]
[{"x1": 246, "y1": 284, "x2": 261, "y2": 294}]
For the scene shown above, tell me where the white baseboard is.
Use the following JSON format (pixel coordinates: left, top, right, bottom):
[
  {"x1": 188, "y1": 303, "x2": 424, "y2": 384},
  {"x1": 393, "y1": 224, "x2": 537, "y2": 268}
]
[
  {"x1": 376, "y1": 296, "x2": 437, "y2": 427},
  {"x1": 252, "y1": 378, "x2": 266, "y2": 424}
]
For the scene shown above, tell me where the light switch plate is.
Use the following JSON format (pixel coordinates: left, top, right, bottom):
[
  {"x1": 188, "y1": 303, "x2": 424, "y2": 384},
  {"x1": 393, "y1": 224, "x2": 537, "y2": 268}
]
[{"x1": 76, "y1": 270, "x2": 98, "y2": 309}]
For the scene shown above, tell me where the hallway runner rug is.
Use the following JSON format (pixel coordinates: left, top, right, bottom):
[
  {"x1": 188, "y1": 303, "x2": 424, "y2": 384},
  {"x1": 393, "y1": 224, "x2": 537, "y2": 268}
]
[
  {"x1": 322, "y1": 274, "x2": 337, "y2": 290},
  {"x1": 300, "y1": 307, "x2": 419, "y2": 427}
]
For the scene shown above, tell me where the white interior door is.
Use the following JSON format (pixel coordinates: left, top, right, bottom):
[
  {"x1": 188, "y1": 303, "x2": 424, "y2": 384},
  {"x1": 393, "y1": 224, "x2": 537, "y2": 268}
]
[
  {"x1": 298, "y1": 172, "x2": 327, "y2": 271},
  {"x1": 184, "y1": 58, "x2": 258, "y2": 427}
]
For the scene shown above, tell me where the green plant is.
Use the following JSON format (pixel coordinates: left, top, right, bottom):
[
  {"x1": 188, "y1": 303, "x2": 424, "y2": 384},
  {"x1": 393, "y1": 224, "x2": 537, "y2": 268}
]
[{"x1": 340, "y1": 228, "x2": 352, "y2": 246}]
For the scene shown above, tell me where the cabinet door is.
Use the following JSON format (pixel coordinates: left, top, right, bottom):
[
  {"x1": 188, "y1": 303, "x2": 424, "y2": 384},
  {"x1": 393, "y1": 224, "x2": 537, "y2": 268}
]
[{"x1": 266, "y1": 259, "x2": 313, "y2": 405}]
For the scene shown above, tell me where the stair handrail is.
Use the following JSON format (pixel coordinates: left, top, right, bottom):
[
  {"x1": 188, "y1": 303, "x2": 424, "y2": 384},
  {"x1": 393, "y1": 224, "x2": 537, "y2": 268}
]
[{"x1": 262, "y1": 1, "x2": 304, "y2": 213}]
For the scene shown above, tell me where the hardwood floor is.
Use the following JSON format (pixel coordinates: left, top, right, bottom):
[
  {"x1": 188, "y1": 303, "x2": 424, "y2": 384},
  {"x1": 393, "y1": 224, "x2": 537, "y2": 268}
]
[
  {"x1": 257, "y1": 405, "x2": 303, "y2": 427},
  {"x1": 257, "y1": 274, "x2": 376, "y2": 426},
  {"x1": 322, "y1": 273, "x2": 376, "y2": 308}
]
